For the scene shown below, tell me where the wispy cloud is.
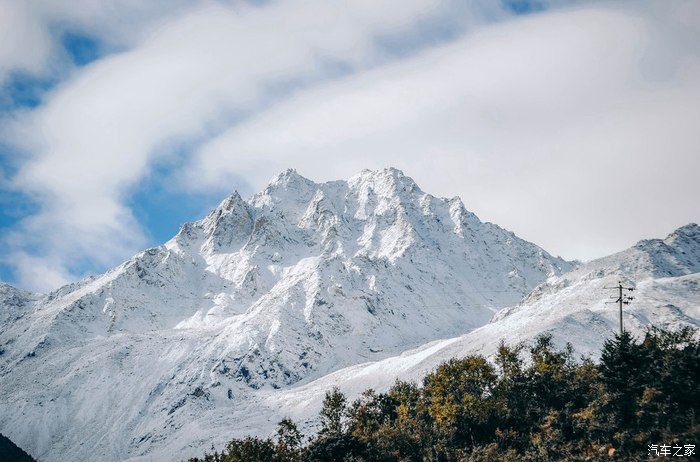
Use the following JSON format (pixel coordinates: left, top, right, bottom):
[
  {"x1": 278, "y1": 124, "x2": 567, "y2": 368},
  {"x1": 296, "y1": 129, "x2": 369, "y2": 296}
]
[{"x1": 0, "y1": 0, "x2": 196, "y2": 80}]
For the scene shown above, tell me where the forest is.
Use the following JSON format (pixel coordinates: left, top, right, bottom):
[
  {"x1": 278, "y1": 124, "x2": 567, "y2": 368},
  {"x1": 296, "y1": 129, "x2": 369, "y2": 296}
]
[{"x1": 188, "y1": 328, "x2": 699, "y2": 461}]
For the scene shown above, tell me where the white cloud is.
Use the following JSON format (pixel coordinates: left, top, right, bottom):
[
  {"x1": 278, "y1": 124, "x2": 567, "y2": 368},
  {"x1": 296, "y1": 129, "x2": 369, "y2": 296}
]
[
  {"x1": 0, "y1": 0, "x2": 52, "y2": 78},
  {"x1": 185, "y1": 1, "x2": 700, "y2": 261},
  {"x1": 0, "y1": 0, "x2": 196, "y2": 82}
]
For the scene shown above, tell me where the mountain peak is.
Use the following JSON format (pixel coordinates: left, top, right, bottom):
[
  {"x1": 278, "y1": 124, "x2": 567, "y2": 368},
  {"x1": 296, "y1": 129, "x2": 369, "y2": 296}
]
[
  {"x1": 218, "y1": 190, "x2": 244, "y2": 208},
  {"x1": 351, "y1": 167, "x2": 416, "y2": 184},
  {"x1": 667, "y1": 223, "x2": 699, "y2": 240},
  {"x1": 632, "y1": 222, "x2": 700, "y2": 254},
  {"x1": 356, "y1": 166, "x2": 405, "y2": 178},
  {"x1": 347, "y1": 167, "x2": 422, "y2": 202},
  {"x1": 267, "y1": 168, "x2": 315, "y2": 190}
]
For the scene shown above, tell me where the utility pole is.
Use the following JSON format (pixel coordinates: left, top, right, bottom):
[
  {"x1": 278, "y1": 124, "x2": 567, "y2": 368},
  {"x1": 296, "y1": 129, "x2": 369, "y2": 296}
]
[{"x1": 605, "y1": 281, "x2": 634, "y2": 335}]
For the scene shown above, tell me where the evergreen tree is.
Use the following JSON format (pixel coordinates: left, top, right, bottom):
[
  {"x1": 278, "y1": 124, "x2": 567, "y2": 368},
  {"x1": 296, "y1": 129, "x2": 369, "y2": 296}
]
[
  {"x1": 319, "y1": 387, "x2": 347, "y2": 437},
  {"x1": 307, "y1": 387, "x2": 358, "y2": 461},
  {"x1": 276, "y1": 418, "x2": 303, "y2": 461},
  {"x1": 599, "y1": 331, "x2": 649, "y2": 431}
]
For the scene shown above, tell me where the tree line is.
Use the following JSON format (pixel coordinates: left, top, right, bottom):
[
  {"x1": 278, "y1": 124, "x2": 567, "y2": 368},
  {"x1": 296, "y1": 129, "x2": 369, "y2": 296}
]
[{"x1": 188, "y1": 327, "x2": 699, "y2": 461}]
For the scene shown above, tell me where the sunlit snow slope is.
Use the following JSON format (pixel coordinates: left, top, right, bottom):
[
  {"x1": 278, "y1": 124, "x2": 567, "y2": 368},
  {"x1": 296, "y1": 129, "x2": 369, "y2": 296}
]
[{"x1": 0, "y1": 168, "x2": 572, "y2": 462}]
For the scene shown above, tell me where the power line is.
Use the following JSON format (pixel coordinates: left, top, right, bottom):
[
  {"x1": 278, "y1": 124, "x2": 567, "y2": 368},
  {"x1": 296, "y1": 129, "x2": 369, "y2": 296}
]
[{"x1": 604, "y1": 281, "x2": 634, "y2": 335}]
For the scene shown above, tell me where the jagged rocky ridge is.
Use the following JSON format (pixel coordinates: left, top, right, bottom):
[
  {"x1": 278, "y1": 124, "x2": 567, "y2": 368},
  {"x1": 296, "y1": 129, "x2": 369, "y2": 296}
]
[{"x1": 0, "y1": 168, "x2": 573, "y2": 461}]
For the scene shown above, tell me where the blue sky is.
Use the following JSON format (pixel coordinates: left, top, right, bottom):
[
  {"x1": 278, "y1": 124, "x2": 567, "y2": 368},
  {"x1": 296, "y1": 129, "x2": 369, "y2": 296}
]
[{"x1": 1, "y1": 0, "x2": 699, "y2": 291}]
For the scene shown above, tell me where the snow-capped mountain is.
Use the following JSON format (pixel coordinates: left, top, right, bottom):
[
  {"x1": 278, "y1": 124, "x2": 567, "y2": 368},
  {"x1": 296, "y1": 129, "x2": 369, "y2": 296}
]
[
  {"x1": 1, "y1": 168, "x2": 696, "y2": 462},
  {"x1": 0, "y1": 168, "x2": 572, "y2": 461}
]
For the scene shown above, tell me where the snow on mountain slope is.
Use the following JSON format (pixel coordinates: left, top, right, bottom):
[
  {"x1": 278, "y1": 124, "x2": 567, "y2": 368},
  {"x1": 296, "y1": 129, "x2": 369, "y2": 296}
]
[
  {"x1": 258, "y1": 223, "x2": 700, "y2": 433},
  {"x1": 0, "y1": 283, "x2": 40, "y2": 328},
  {"x1": 0, "y1": 168, "x2": 572, "y2": 462}
]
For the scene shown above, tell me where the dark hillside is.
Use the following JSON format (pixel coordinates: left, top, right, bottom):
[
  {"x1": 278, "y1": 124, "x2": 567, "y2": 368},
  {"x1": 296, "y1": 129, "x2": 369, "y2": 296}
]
[{"x1": 0, "y1": 433, "x2": 36, "y2": 462}]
